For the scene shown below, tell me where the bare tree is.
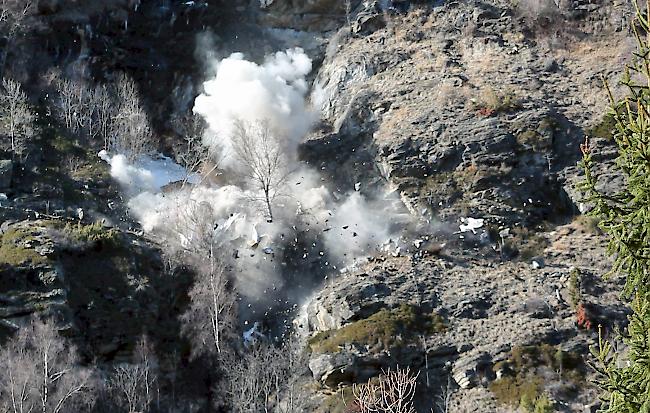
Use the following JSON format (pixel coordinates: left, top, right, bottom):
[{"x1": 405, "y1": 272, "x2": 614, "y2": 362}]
[
  {"x1": 106, "y1": 336, "x2": 159, "y2": 413},
  {"x1": 219, "y1": 335, "x2": 308, "y2": 413},
  {"x1": 351, "y1": 367, "x2": 419, "y2": 413},
  {"x1": 221, "y1": 342, "x2": 282, "y2": 413},
  {"x1": 53, "y1": 77, "x2": 84, "y2": 133},
  {"x1": 231, "y1": 119, "x2": 291, "y2": 222},
  {"x1": 52, "y1": 73, "x2": 153, "y2": 157},
  {"x1": 52, "y1": 74, "x2": 115, "y2": 149},
  {"x1": 110, "y1": 74, "x2": 155, "y2": 160},
  {"x1": 92, "y1": 84, "x2": 114, "y2": 150},
  {"x1": 0, "y1": 0, "x2": 32, "y2": 35},
  {"x1": 172, "y1": 114, "x2": 222, "y2": 186},
  {"x1": 170, "y1": 199, "x2": 218, "y2": 256},
  {"x1": 0, "y1": 317, "x2": 96, "y2": 413},
  {"x1": 276, "y1": 335, "x2": 308, "y2": 413},
  {"x1": 0, "y1": 0, "x2": 33, "y2": 77},
  {"x1": 181, "y1": 243, "x2": 237, "y2": 358},
  {"x1": 433, "y1": 376, "x2": 453, "y2": 413},
  {"x1": 0, "y1": 77, "x2": 35, "y2": 157}
]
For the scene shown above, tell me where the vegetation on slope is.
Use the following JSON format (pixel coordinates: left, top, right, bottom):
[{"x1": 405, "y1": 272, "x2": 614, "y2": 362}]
[
  {"x1": 579, "y1": 2, "x2": 650, "y2": 411},
  {"x1": 308, "y1": 304, "x2": 446, "y2": 354}
]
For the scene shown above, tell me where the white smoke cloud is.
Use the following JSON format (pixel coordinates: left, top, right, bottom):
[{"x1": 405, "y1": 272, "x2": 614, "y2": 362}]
[
  {"x1": 126, "y1": 184, "x2": 289, "y2": 299},
  {"x1": 193, "y1": 47, "x2": 315, "y2": 165},
  {"x1": 98, "y1": 150, "x2": 197, "y2": 196},
  {"x1": 101, "y1": 48, "x2": 415, "y2": 319}
]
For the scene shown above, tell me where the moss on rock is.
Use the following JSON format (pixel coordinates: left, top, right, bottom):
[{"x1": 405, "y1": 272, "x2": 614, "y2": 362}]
[{"x1": 308, "y1": 304, "x2": 446, "y2": 354}]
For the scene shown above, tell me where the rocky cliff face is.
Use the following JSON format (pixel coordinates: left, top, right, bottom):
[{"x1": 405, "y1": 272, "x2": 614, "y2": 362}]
[
  {"x1": 0, "y1": 0, "x2": 636, "y2": 411},
  {"x1": 268, "y1": 0, "x2": 633, "y2": 410}
]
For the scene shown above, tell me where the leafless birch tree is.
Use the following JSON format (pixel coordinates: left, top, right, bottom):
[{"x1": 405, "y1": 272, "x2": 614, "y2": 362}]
[
  {"x1": 0, "y1": 318, "x2": 96, "y2": 413},
  {"x1": 221, "y1": 342, "x2": 283, "y2": 413},
  {"x1": 181, "y1": 244, "x2": 237, "y2": 358},
  {"x1": 220, "y1": 335, "x2": 307, "y2": 413},
  {"x1": 232, "y1": 119, "x2": 291, "y2": 222},
  {"x1": 172, "y1": 114, "x2": 222, "y2": 186},
  {"x1": 53, "y1": 77, "x2": 84, "y2": 133},
  {"x1": 52, "y1": 75, "x2": 115, "y2": 148},
  {"x1": 0, "y1": 0, "x2": 33, "y2": 77},
  {"x1": 433, "y1": 376, "x2": 453, "y2": 413},
  {"x1": 351, "y1": 367, "x2": 419, "y2": 413},
  {"x1": 106, "y1": 335, "x2": 159, "y2": 413},
  {"x1": 110, "y1": 74, "x2": 155, "y2": 160},
  {"x1": 0, "y1": 77, "x2": 35, "y2": 156},
  {"x1": 92, "y1": 84, "x2": 114, "y2": 150}
]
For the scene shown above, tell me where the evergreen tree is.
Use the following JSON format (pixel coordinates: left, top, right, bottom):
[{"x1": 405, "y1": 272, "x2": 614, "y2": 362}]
[{"x1": 580, "y1": 1, "x2": 650, "y2": 411}]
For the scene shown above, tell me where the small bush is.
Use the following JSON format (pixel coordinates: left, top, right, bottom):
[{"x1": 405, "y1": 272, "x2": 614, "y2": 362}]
[
  {"x1": 490, "y1": 375, "x2": 542, "y2": 407},
  {"x1": 533, "y1": 394, "x2": 554, "y2": 413},
  {"x1": 491, "y1": 343, "x2": 582, "y2": 410},
  {"x1": 576, "y1": 303, "x2": 592, "y2": 330},
  {"x1": 504, "y1": 226, "x2": 550, "y2": 261},
  {"x1": 63, "y1": 222, "x2": 119, "y2": 247},
  {"x1": 517, "y1": 130, "x2": 542, "y2": 147},
  {"x1": 473, "y1": 87, "x2": 521, "y2": 116},
  {"x1": 0, "y1": 227, "x2": 48, "y2": 266},
  {"x1": 567, "y1": 268, "x2": 582, "y2": 309},
  {"x1": 573, "y1": 214, "x2": 601, "y2": 235},
  {"x1": 307, "y1": 304, "x2": 446, "y2": 354},
  {"x1": 521, "y1": 392, "x2": 554, "y2": 413},
  {"x1": 509, "y1": 344, "x2": 582, "y2": 373},
  {"x1": 318, "y1": 387, "x2": 356, "y2": 413},
  {"x1": 586, "y1": 113, "x2": 617, "y2": 141}
]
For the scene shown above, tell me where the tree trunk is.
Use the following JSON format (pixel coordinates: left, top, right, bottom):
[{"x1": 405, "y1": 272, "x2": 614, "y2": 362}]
[{"x1": 265, "y1": 190, "x2": 273, "y2": 222}]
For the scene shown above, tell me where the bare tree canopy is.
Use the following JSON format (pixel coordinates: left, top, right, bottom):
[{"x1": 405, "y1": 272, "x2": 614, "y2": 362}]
[
  {"x1": 221, "y1": 337, "x2": 307, "y2": 413},
  {"x1": 106, "y1": 335, "x2": 159, "y2": 413},
  {"x1": 0, "y1": 77, "x2": 35, "y2": 157},
  {"x1": 0, "y1": 0, "x2": 33, "y2": 77},
  {"x1": 172, "y1": 113, "x2": 222, "y2": 186},
  {"x1": 51, "y1": 72, "x2": 155, "y2": 158},
  {"x1": 181, "y1": 245, "x2": 237, "y2": 358},
  {"x1": 0, "y1": 318, "x2": 96, "y2": 413},
  {"x1": 351, "y1": 367, "x2": 419, "y2": 413},
  {"x1": 231, "y1": 119, "x2": 292, "y2": 222},
  {"x1": 0, "y1": 0, "x2": 33, "y2": 37},
  {"x1": 110, "y1": 73, "x2": 154, "y2": 159}
]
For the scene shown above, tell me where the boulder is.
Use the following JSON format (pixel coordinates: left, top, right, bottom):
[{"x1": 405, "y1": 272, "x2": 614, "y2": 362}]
[
  {"x1": 452, "y1": 352, "x2": 492, "y2": 389},
  {"x1": 352, "y1": 12, "x2": 385, "y2": 35},
  {"x1": 309, "y1": 352, "x2": 358, "y2": 387}
]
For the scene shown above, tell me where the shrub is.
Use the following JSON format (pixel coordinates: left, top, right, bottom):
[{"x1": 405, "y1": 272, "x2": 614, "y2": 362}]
[
  {"x1": 0, "y1": 227, "x2": 48, "y2": 266},
  {"x1": 503, "y1": 226, "x2": 550, "y2": 261},
  {"x1": 532, "y1": 394, "x2": 555, "y2": 413},
  {"x1": 573, "y1": 214, "x2": 602, "y2": 235},
  {"x1": 490, "y1": 375, "x2": 542, "y2": 408},
  {"x1": 586, "y1": 113, "x2": 616, "y2": 140},
  {"x1": 474, "y1": 87, "x2": 521, "y2": 116},
  {"x1": 491, "y1": 343, "x2": 582, "y2": 410},
  {"x1": 521, "y1": 393, "x2": 554, "y2": 413},
  {"x1": 307, "y1": 304, "x2": 446, "y2": 354},
  {"x1": 63, "y1": 221, "x2": 119, "y2": 247},
  {"x1": 576, "y1": 303, "x2": 592, "y2": 330},
  {"x1": 567, "y1": 268, "x2": 582, "y2": 310}
]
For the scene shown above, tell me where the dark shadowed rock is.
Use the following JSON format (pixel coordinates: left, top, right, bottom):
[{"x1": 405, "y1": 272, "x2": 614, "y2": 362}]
[{"x1": 0, "y1": 160, "x2": 13, "y2": 191}]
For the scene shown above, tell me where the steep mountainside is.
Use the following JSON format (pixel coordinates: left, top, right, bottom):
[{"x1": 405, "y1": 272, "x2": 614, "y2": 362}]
[{"x1": 0, "y1": 0, "x2": 637, "y2": 412}]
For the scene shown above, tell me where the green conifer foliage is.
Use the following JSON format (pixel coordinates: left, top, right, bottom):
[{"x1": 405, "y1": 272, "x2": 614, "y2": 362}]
[{"x1": 579, "y1": 1, "x2": 650, "y2": 411}]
